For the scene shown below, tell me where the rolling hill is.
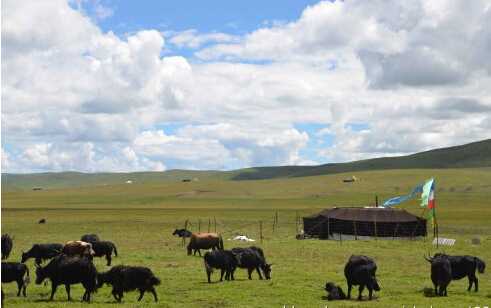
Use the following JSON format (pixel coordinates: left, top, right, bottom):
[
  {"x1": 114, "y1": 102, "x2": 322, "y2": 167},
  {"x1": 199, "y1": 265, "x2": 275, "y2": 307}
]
[
  {"x1": 227, "y1": 138, "x2": 491, "y2": 180},
  {"x1": 2, "y1": 138, "x2": 490, "y2": 191}
]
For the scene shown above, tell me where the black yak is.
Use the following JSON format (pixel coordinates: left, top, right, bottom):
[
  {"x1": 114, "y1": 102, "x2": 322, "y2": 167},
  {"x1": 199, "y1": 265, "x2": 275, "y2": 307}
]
[
  {"x1": 1, "y1": 262, "x2": 30, "y2": 298},
  {"x1": 1, "y1": 234, "x2": 14, "y2": 259},
  {"x1": 231, "y1": 246, "x2": 272, "y2": 280},
  {"x1": 425, "y1": 254, "x2": 452, "y2": 296},
  {"x1": 431, "y1": 253, "x2": 485, "y2": 291},
  {"x1": 21, "y1": 243, "x2": 63, "y2": 266},
  {"x1": 97, "y1": 265, "x2": 161, "y2": 302},
  {"x1": 35, "y1": 254, "x2": 97, "y2": 301},
  {"x1": 344, "y1": 254, "x2": 380, "y2": 300},
  {"x1": 204, "y1": 250, "x2": 238, "y2": 283}
]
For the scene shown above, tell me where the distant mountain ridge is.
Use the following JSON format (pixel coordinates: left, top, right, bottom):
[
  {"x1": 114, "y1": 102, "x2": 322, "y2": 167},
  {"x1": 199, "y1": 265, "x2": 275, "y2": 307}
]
[
  {"x1": 228, "y1": 138, "x2": 491, "y2": 180},
  {"x1": 2, "y1": 139, "x2": 490, "y2": 190}
]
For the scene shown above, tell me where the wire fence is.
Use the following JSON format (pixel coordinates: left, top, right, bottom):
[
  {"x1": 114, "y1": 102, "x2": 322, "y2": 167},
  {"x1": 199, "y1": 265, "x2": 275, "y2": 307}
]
[{"x1": 173, "y1": 205, "x2": 490, "y2": 245}]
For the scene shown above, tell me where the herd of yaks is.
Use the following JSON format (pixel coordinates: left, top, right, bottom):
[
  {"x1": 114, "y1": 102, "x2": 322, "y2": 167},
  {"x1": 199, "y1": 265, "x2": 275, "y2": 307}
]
[{"x1": 1, "y1": 230, "x2": 487, "y2": 304}]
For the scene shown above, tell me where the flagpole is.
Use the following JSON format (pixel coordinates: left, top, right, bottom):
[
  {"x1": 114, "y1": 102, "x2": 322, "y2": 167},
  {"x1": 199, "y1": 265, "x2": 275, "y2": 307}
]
[
  {"x1": 434, "y1": 179, "x2": 438, "y2": 248},
  {"x1": 434, "y1": 223, "x2": 439, "y2": 249},
  {"x1": 436, "y1": 225, "x2": 439, "y2": 249}
]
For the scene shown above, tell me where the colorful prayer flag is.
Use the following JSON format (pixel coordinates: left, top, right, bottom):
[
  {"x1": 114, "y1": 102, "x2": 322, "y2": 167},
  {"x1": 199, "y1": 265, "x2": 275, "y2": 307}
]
[
  {"x1": 420, "y1": 178, "x2": 436, "y2": 228},
  {"x1": 381, "y1": 184, "x2": 423, "y2": 207}
]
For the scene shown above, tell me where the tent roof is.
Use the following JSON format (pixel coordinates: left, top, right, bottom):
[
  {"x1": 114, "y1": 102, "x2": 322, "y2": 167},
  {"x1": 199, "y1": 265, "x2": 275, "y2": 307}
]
[{"x1": 304, "y1": 207, "x2": 423, "y2": 223}]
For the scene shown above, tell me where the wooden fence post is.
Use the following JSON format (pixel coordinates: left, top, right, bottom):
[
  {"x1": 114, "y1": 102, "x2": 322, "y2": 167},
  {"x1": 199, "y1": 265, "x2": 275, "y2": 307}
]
[
  {"x1": 295, "y1": 211, "x2": 299, "y2": 234},
  {"x1": 260, "y1": 221, "x2": 263, "y2": 244},
  {"x1": 183, "y1": 220, "x2": 188, "y2": 244}
]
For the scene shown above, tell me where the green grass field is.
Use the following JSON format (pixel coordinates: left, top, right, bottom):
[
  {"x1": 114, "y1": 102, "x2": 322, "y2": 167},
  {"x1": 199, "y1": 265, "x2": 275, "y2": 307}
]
[{"x1": 2, "y1": 169, "x2": 491, "y2": 307}]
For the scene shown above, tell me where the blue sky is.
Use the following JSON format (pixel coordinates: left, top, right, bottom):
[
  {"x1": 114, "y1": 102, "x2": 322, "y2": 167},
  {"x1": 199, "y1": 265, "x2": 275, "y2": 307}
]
[
  {"x1": 2, "y1": 0, "x2": 491, "y2": 173},
  {"x1": 86, "y1": 1, "x2": 320, "y2": 34}
]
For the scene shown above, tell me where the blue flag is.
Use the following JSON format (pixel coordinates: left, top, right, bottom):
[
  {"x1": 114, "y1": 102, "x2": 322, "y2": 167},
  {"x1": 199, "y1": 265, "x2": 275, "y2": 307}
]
[{"x1": 381, "y1": 184, "x2": 424, "y2": 207}]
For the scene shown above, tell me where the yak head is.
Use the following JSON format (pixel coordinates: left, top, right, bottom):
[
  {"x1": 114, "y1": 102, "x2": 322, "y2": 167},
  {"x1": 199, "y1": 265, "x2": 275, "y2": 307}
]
[
  {"x1": 35, "y1": 264, "x2": 48, "y2": 285},
  {"x1": 96, "y1": 272, "x2": 107, "y2": 288},
  {"x1": 260, "y1": 263, "x2": 273, "y2": 279},
  {"x1": 325, "y1": 282, "x2": 337, "y2": 292},
  {"x1": 424, "y1": 252, "x2": 448, "y2": 263},
  {"x1": 20, "y1": 251, "x2": 29, "y2": 263},
  {"x1": 370, "y1": 275, "x2": 381, "y2": 291}
]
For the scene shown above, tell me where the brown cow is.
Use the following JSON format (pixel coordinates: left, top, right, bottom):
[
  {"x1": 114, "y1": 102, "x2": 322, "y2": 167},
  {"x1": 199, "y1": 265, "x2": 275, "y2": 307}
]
[
  {"x1": 62, "y1": 241, "x2": 95, "y2": 259},
  {"x1": 187, "y1": 233, "x2": 223, "y2": 256}
]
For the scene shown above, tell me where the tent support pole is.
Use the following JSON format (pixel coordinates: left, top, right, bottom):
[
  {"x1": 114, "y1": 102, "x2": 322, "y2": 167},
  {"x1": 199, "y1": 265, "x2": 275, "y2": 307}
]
[
  {"x1": 412, "y1": 207, "x2": 426, "y2": 238},
  {"x1": 353, "y1": 213, "x2": 357, "y2": 240},
  {"x1": 374, "y1": 214, "x2": 377, "y2": 238},
  {"x1": 327, "y1": 217, "x2": 330, "y2": 240},
  {"x1": 183, "y1": 220, "x2": 188, "y2": 245},
  {"x1": 393, "y1": 221, "x2": 399, "y2": 239}
]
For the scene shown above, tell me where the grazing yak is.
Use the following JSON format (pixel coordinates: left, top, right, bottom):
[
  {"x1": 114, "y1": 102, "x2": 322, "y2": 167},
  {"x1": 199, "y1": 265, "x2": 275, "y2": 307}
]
[
  {"x1": 21, "y1": 243, "x2": 64, "y2": 266},
  {"x1": 97, "y1": 265, "x2": 161, "y2": 302},
  {"x1": 344, "y1": 254, "x2": 380, "y2": 300},
  {"x1": 425, "y1": 254, "x2": 452, "y2": 296},
  {"x1": 325, "y1": 282, "x2": 346, "y2": 301},
  {"x1": 429, "y1": 253, "x2": 485, "y2": 292},
  {"x1": 80, "y1": 234, "x2": 100, "y2": 242},
  {"x1": 231, "y1": 246, "x2": 272, "y2": 280},
  {"x1": 1, "y1": 262, "x2": 30, "y2": 298},
  {"x1": 62, "y1": 241, "x2": 95, "y2": 259},
  {"x1": 35, "y1": 254, "x2": 97, "y2": 301},
  {"x1": 90, "y1": 241, "x2": 118, "y2": 266},
  {"x1": 187, "y1": 232, "x2": 223, "y2": 256},
  {"x1": 1, "y1": 234, "x2": 14, "y2": 259},
  {"x1": 204, "y1": 250, "x2": 238, "y2": 283},
  {"x1": 172, "y1": 229, "x2": 193, "y2": 243}
]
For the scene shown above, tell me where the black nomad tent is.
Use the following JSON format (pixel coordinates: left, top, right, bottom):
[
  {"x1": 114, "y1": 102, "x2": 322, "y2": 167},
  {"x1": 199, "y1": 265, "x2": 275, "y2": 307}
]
[{"x1": 303, "y1": 207, "x2": 427, "y2": 240}]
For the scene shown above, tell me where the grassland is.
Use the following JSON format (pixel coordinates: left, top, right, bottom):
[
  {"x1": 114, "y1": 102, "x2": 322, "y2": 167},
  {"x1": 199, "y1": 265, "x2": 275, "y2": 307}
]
[{"x1": 1, "y1": 168, "x2": 491, "y2": 308}]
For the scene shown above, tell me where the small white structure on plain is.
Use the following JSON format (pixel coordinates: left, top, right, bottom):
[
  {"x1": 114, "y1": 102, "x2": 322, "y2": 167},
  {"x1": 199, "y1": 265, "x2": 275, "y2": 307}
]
[
  {"x1": 229, "y1": 235, "x2": 256, "y2": 242},
  {"x1": 126, "y1": 180, "x2": 132, "y2": 184},
  {"x1": 433, "y1": 238, "x2": 456, "y2": 246}
]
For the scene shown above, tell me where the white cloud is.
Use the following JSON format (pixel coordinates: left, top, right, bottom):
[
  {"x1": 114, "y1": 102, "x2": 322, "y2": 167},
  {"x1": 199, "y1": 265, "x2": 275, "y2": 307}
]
[
  {"x1": 167, "y1": 30, "x2": 239, "y2": 49},
  {"x1": 2, "y1": 0, "x2": 491, "y2": 173}
]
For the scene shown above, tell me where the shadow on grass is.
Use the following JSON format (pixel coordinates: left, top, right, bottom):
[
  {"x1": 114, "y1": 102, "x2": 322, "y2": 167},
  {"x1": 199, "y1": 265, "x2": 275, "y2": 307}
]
[
  {"x1": 423, "y1": 287, "x2": 438, "y2": 297},
  {"x1": 320, "y1": 295, "x2": 379, "y2": 302}
]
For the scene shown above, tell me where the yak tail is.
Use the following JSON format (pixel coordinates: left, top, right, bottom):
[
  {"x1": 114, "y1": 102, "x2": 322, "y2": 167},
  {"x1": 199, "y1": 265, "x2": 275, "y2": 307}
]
[
  {"x1": 24, "y1": 276, "x2": 31, "y2": 287},
  {"x1": 204, "y1": 259, "x2": 214, "y2": 274},
  {"x1": 150, "y1": 276, "x2": 161, "y2": 286},
  {"x1": 218, "y1": 235, "x2": 224, "y2": 250},
  {"x1": 24, "y1": 268, "x2": 31, "y2": 286},
  {"x1": 476, "y1": 257, "x2": 486, "y2": 273},
  {"x1": 113, "y1": 244, "x2": 118, "y2": 257}
]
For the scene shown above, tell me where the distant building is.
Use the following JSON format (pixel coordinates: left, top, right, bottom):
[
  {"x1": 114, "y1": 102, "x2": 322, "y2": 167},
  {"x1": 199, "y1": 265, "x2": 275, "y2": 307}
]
[
  {"x1": 32, "y1": 187, "x2": 42, "y2": 190},
  {"x1": 343, "y1": 175, "x2": 358, "y2": 183}
]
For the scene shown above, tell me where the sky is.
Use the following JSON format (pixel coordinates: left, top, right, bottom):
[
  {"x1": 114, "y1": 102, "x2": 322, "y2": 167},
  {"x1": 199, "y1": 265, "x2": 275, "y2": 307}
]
[{"x1": 1, "y1": 0, "x2": 491, "y2": 174}]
